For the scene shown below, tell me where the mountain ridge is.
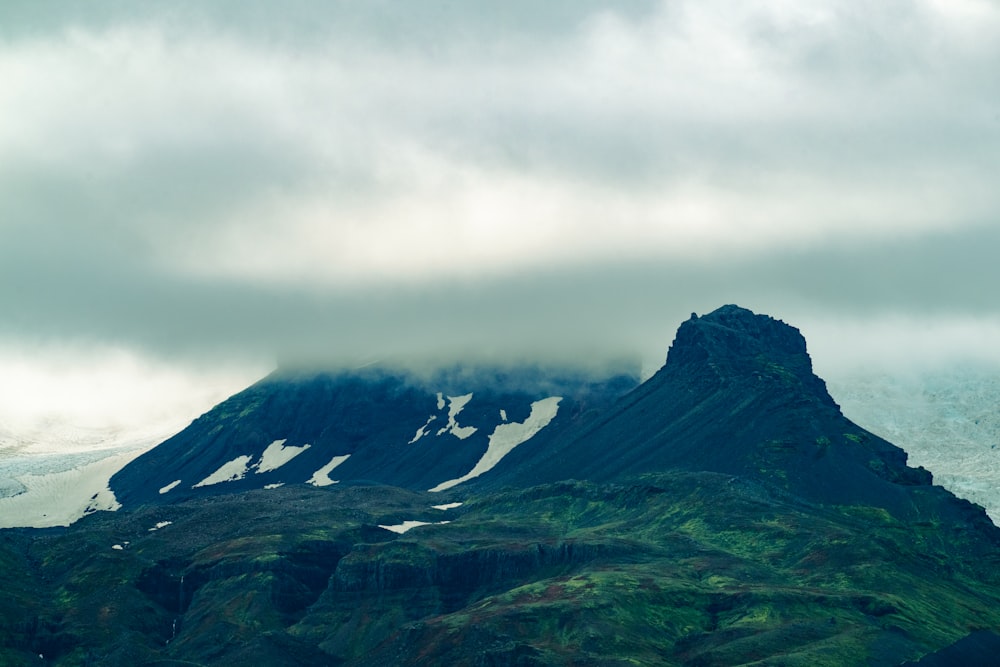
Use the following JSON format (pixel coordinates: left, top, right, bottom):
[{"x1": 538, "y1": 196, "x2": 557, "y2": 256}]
[{"x1": 111, "y1": 305, "x2": 991, "y2": 534}]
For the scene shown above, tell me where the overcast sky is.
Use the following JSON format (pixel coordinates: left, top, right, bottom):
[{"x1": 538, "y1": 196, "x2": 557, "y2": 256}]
[{"x1": 2, "y1": 0, "x2": 1000, "y2": 436}]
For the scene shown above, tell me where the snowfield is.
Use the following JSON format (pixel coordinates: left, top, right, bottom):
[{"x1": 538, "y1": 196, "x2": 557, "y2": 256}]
[
  {"x1": 255, "y1": 439, "x2": 311, "y2": 473},
  {"x1": 431, "y1": 502, "x2": 463, "y2": 510},
  {"x1": 191, "y1": 440, "x2": 312, "y2": 488},
  {"x1": 430, "y1": 396, "x2": 562, "y2": 492},
  {"x1": 308, "y1": 454, "x2": 351, "y2": 487},
  {"x1": 159, "y1": 480, "x2": 182, "y2": 494},
  {"x1": 378, "y1": 520, "x2": 451, "y2": 534},
  {"x1": 0, "y1": 422, "x2": 173, "y2": 528},
  {"x1": 829, "y1": 370, "x2": 1000, "y2": 524},
  {"x1": 193, "y1": 455, "x2": 253, "y2": 488},
  {"x1": 408, "y1": 415, "x2": 437, "y2": 444},
  {"x1": 0, "y1": 447, "x2": 140, "y2": 528},
  {"x1": 436, "y1": 393, "x2": 478, "y2": 440}
]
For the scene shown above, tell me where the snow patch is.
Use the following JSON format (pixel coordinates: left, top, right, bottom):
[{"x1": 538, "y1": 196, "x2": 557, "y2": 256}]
[
  {"x1": 148, "y1": 521, "x2": 172, "y2": 532},
  {"x1": 500, "y1": 409, "x2": 508, "y2": 422},
  {"x1": 263, "y1": 483, "x2": 284, "y2": 490},
  {"x1": 159, "y1": 480, "x2": 182, "y2": 494},
  {"x1": 255, "y1": 439, "x2": 311, "y2": 473},
  {"x1": 193, "y1": 455, "x2": 252, "y2": 488},
  {"x1": 436, "y1": 393, "x2": 477, "y2": 440},
  {"x1": 189, "y1": 440, "x2": 310, "y2": 489},
  {"x1": 431, "y1": 502, "x2": 463, "y2": 511},
  {"x1": 408, "y1": 415, "x2": 437, "y2": 444},
  {"x1": 378, "y1": 520, "x2": 451, "y2": 534},
  {"x1": 84, "y1": 485, "x2": 121, "y2": 516},
  {"x1": 308, "y1": 454, "x2": 350, "y2": 487},
  {"x1": 436, "y1": 392, "x2": 445, "y2": 410},
  {"x1": 430, "y1": 396, "x2": 562, "y2": 493},
  {"x1": 111, "y1": 544, "x2": 124, "y2": 551}
]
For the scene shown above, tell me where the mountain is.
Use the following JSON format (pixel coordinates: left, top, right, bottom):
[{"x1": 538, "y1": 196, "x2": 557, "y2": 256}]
[
  {"x1": 113, "y1": 305, "x2": 960, "y2": 523},
  {"x1": 484, "y1": 306, "x2": 983, "y2": 525},
  {"x1": 110, "y1": 366, "x2": 638, "y2": 507},
  {"x1": 4, "y1": 305, "x2": 1000, "y2": 665}
]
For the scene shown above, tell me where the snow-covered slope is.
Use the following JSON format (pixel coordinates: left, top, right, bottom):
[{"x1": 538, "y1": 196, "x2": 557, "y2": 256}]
[
  {"x1": 0, "y1": 396, "x2": 244, "y2": 528},
  {"x1": 0, "y1": 431, "x2": 168, "y2": 528},
  {"x1": 829, "y1": 369, "x2": 1000, "y2": 523},
  {"x1": 109, "y1": 366, "x2": 637, "y2": 508}
]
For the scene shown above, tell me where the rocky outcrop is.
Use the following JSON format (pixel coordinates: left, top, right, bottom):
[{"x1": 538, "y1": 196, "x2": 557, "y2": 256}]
[{"x1": 332, "y1": 540, "x2": 620, "y2": 597}]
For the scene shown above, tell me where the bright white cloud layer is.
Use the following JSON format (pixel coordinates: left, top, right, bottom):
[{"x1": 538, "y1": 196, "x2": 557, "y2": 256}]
[{"x1": 0, "y1": 342, "x2": 264, "y2": 453}]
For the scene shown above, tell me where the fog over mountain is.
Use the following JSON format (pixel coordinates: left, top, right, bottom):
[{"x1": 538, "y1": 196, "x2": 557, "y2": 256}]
[{"x1": 2, "y1": 0, "x2": 999, "y2": 437}]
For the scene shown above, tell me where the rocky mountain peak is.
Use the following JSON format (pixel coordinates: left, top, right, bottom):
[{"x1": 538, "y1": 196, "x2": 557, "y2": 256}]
[{"x1": 664, "y1": 304, "x2": 822, "y2": 391}]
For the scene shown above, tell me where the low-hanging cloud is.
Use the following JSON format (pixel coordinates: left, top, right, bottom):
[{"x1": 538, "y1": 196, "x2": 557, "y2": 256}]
[{"x1": 2, "y1": 0, "x2": 999, "y2": 379}]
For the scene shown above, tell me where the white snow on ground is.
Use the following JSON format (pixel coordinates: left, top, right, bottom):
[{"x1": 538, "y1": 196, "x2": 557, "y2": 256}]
[
  {"x1": 189, "y1": 441, "x2": 310, "y2": 488},
  {"x1": 431, "y1": 502, "x2": 463, "y2": 510},
  {"x1": 829, "y1": 370, "x2": 1000, "y2": 524},
  {"x1": 148, "y1": 521, "x2": 172, "y2": 532},
  {"x1": 255, "y1": 439, "x2": 311, "y2": 473},
  {"x1": 111, "y1": 544, "x2": 124, "y2": 551},
  {"x1": 264, "y1": 483, "x2": 284, "y2": 489},
  {"x1": 193, "y1": 455, "x2": 253, "y2": 488},
  {"x1": 0, "y1": 447, "x2": 142, "y2": 528},
  {"x1": 436, "y1": 393, "x2": 478, "y2": 440},
  {"x1": 378, "y1": 520, "x2": 451, "y2": 534},
  {"x1": 159, "y1": 480, "x2": 182, "y2": 494},
  {"x1": 86, "y1": 484, "x2": 120, "y2": 515},
  {"x1": 0, "y1": 354, "x2": 263, "y2": 528},
  {"x1": 430, "y1": 396, "x2": 562, "y2": 493},
  {"x1": 436, "y1": 392, "x2": 446, "y2": 410},
  {"x1": 0, "y1": 420, "x2": 180, "y2": 528},
  {"x1": 308, "y1": 454, "x2": 351, "y2": 487},
  {"x1": 500, "y1": 409, "x2": 508, "y2": 422},
  {"x1": 408, "y1": 415, "x2": 437, "y2": 444}
]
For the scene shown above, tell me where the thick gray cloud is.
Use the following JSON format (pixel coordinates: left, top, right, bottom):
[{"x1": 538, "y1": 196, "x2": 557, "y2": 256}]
[
  {"x1": 3, "y1": 221, "x2": 998, "y2": 372},
  {"x1": 2, "y1": 0, "x2": 999, "y2": 383}
]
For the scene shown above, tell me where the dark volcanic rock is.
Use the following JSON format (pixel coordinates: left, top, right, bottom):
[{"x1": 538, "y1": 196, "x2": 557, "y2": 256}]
[
  {"x1": 485, "y1": 306, "x2": 987, "y2": 527},
  {"x1": 110, "y1": 366, "x2": 637, "y2": 508},
  {"x1": 665, "y1": 305, "x2": 834, "y2": 400}
]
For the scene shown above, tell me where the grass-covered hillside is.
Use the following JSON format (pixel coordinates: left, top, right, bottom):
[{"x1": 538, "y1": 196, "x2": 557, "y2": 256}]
[{"x1": 2, "y1": 473, "x2": 999, "y2": 666}]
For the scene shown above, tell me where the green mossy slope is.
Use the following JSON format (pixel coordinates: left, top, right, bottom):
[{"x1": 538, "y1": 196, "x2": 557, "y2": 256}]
[{"x1": 2, "y1": 475, "x2": 999, "y2": 666}]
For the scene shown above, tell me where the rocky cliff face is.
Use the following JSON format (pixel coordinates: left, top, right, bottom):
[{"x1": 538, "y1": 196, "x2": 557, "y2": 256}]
[{"x1": 664, "y1": 305, "x2": 834, "y2": 401}]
